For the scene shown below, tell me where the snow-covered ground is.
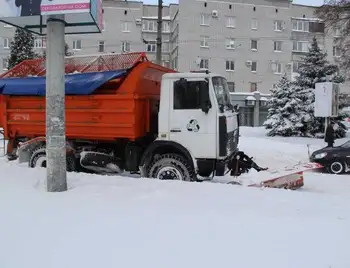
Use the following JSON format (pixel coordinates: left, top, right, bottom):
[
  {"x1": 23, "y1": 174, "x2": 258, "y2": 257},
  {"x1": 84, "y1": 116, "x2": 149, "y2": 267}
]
[{"x1": 1, "y1": 127, "x2": 350, "y2": 268}]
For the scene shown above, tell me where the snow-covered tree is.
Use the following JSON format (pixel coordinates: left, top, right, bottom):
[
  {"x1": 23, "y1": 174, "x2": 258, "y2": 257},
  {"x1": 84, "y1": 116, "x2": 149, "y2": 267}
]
[
  {"x1": 264, "y1": 74, "x2": 305, "y2": 136},
  {"x1": 293, "y1": 36, "x2": 346, "y2": 138},
  {"x1": 8, "y1": 28, "x2": 37, "y2": 69}
]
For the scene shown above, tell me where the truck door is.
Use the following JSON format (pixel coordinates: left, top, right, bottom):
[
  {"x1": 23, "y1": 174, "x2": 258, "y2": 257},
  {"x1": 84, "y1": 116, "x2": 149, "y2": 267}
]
[{"x1": 168, "y1": 78, "x2": 217, "y2": 159}]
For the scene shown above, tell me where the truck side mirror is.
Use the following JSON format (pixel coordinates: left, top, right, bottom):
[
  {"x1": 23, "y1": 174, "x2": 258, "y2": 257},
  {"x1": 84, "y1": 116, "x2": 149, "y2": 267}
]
[{"x1": 199, "y1": 81, "x2": 211, "y2": 114}]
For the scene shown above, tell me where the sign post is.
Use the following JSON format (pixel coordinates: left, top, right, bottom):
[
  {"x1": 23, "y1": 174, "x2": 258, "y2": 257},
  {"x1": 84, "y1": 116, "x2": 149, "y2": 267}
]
[
  {"x1": 45, "y1": 14, "x2": 67, "y2": 192},
  {"x1": 314, "y1": 82, "x2": 340, "y2": 135}
]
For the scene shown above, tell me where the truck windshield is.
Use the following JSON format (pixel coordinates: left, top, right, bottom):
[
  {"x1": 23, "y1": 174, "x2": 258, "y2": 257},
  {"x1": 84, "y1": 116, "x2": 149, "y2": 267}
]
[{"x1": 212, "y1": 76, "x2": 233, "y2": 112}]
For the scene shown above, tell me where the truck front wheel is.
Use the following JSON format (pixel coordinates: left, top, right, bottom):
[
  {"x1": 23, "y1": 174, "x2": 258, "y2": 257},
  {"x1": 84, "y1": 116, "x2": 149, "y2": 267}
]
[{"x1": 147, "y1": 153, "x2": 196, "y2": 181}]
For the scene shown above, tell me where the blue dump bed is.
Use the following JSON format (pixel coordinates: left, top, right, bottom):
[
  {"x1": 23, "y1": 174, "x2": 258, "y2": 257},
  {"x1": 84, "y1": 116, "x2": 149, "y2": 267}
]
[{"x1": 0, "y1": 70, "x2": 127, "y2": 96}]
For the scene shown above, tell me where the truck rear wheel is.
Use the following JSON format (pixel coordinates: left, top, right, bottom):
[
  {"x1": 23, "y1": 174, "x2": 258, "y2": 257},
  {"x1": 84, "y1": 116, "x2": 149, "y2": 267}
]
[
  {"x1": 147, "y1": 153, "x2": 196, "y2": 181},
  {"x1": 29, "y1": 146, "x2": 77, "y2": 172}
]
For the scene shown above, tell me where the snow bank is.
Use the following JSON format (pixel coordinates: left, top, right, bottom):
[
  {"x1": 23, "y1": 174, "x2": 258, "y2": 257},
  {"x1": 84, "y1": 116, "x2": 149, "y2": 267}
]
[{"x1": 0, "y1": 127, "x2": 350, "y2": 268}]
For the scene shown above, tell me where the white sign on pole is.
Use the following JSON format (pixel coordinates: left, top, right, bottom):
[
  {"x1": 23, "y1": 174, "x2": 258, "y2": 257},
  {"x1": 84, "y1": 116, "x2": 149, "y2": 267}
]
[
  {"x1": 0, "y1": 0, "x2": 91, "y2": 17},
  {"x1": 314, "y1": 82, "x2": 340, "y2": 118}
]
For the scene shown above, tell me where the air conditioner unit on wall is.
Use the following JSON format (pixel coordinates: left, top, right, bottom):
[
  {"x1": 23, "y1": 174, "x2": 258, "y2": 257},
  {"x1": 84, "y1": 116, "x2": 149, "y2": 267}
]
[
  {"x1": 285, "y1": 62, "x2": 292, "y2": 69},
  {"x1": 212, "y1": 10, "x2": 218, "y2": 17},
  {"x1": 246, "y1": 60, "x2": 252, "y2": 66},
  {"x1": 135, "y1": 19, "x2": 142, "y2": 25}
]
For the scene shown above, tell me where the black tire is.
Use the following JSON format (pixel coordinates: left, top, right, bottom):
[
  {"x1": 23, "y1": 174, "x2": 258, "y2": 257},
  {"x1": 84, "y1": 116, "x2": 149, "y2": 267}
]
[
  {"x1": 327, "y1": 160, "x2": 345, "y2": 175},
  {"x1": 28, "y1": 146, "x2": 77, "y2": 172},
  {"x1": 147, "y1": 153, "x2": 196, "y2": 181}
]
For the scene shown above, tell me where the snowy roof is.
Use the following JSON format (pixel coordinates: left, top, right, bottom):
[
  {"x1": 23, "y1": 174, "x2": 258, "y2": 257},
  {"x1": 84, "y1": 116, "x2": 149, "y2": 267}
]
[
  {"x1": 291, "y1": 17, "x2": 323, "y2": 22},
  {"x1": 230, "y1": 92, "x2": 271, "y2": 97},
  {"x1": 142, "y1": 16, "x2": 171, "y2": 20},
  {"x1": 246, "y1": 96, "x2": 256, "y2": 101},
  {"x1": 260, "y1": 97, "x2": 268, "y2": 101}
]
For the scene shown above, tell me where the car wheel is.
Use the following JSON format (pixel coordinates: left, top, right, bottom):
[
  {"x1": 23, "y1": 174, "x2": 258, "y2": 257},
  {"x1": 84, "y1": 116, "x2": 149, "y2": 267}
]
[{"x1": 328, "y1": 160, "x2": 345, "y2": 175}]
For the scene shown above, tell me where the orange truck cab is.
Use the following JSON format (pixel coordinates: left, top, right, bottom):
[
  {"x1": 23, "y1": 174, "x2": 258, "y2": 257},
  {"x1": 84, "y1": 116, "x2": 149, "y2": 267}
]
[{"x1": 0, "y1": 53, "x2": 241, "y2": 181}]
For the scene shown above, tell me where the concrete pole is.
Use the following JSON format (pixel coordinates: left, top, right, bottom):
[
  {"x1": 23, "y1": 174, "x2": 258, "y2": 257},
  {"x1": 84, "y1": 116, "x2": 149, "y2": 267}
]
[
  {"x1": 156, "y1": 0, "x2": 163, "y2": 65},
  {"x1": 253, "y1": 92, "x2": 260, "y2": 127},
  {"x1": 45, "y1": 14, "x2": 67, "y2": 192}
]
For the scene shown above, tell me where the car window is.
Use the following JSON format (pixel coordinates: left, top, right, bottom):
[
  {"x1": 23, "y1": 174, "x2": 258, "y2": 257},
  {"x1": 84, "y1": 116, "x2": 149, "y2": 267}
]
[{"x1": 340, "y1": 141, "x2": 350, "y2": 148}]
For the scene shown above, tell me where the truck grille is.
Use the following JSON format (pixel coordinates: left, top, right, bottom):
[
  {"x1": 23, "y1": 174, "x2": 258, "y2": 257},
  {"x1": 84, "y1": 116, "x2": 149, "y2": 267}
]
[
  {"x1": 219, "y1": 115, "x2": 239, "y2": 157},
  {"x1": 226, "y1": 130, "x2": 238, "y2": 156}
]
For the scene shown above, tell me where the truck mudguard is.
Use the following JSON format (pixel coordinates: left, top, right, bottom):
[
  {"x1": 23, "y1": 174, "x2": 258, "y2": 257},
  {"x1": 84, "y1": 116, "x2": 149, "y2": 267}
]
[{"x1": 140, "y1": 140, "x2": 195, "y2": 170}]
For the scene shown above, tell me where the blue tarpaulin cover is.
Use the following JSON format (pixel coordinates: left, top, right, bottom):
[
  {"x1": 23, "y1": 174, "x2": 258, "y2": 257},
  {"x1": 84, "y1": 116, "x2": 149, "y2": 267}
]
[{"x1": 0, "y1": 70, "x2": 127, "y2": 96}]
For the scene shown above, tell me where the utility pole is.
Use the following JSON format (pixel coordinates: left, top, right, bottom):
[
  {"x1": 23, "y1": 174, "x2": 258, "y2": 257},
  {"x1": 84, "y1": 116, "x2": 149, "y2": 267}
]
[
  {"x1": 46, "y1": 14, "x2": 67, "y2": 192},
  {"x1": 156, "y1": 0, "x2": 163, "y2": 65}
]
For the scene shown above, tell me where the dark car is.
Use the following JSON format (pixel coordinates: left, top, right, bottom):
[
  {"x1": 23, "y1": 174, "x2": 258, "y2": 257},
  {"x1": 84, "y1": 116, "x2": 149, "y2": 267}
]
[{"x1": 310, "y1": 141, "x2": 350, "y2": 174}]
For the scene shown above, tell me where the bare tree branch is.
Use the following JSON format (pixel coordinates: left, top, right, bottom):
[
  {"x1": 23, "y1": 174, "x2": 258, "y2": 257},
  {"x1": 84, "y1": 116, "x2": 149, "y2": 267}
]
[{"x1": 315, "y1": 0, "x2": 350, "y2": 78}]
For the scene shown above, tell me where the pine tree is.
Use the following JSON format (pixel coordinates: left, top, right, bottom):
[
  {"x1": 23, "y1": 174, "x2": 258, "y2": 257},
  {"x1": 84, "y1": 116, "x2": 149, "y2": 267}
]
[
  {"x1": 264, "y1": 74, "x2": 305, "y2": 136},
  {"x1": 293, "y1": 36, "x2": 346, "y2": 138},
  {"x1": 8, "y1": 28, "x2": 37, "y2": 69}
]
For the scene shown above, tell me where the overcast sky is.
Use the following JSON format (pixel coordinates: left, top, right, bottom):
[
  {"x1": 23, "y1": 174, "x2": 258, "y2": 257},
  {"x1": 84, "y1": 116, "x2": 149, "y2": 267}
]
[{"x1": 143, "y1": 0, "x2": 325, "y2": 7}]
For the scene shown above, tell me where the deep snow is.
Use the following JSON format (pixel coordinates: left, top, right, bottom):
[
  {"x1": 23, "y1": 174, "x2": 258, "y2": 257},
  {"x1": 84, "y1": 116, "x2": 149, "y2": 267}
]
[{"x1": 0, "y1": 127, "x2": 350, "y2": 268}]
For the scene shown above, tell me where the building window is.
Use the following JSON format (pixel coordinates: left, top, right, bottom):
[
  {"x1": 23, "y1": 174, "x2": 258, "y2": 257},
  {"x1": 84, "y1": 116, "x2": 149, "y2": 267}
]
[
  {"x1": 3, "y1": 38, "x2": 10, "y2": 49},
  {"x1": 293, "y1": 41, "x2": 309, "y2": 52},
  {"x1": 34, "y1": 38, "x2": 46, "y2": 48},
  {"x1": 292, "y1": 19, "x2": 309, "y2": 32},
  {"x1": 200, "y1": 36, "x2": 209, "y2": 48},
  {"x1": 98, "y1": 41, "x2": 105, "y2": 53},
  {"x1": 333, "y1": 46, "x2": 341, "y2": 57},
  {"x1": 142, "y1": 20, "x2": 156, "y2": 32},
  {"x1": 250, "y1": 82, "x2": 257, "y2": 92},
  {"x1": 174, "y1": 80, "x2": 207, "y2": 110},
  {"x1": 225, "y1": 60, "x2": 235, "y2": 71},
  {"x1": 200, "y1": 58, "x2": 209, "y2": 69},
  {"x1": 225, "y1": 38, "x2": 235, "y2": 49},
  {"x1": 251, "y1": 18, "x2": 258, "y2": 30},
  {"x1": 145, "y1": 41, "x2": 156, "y2": 52},
  {"x1": 251, "y1": 39, "x2": 258, "y2": 50},
  {"x1": 200, "y1": 14, "x2": 210, "y2": 26},
  {"x1": 274, "y1": 41, "x2": 282, "y2": 52},
  {"x1": 72, "y1": 40, "x2": 82, "y2": 50},
  {"x1": 121, "y1": 21, "x2": 131, "y2": 32},
  {"x1": 227, "y1": 82, "x2": 235, "y2": 92},
  {"x1": 102, "y1": 19, "x2": 106, "y2": 31},
  {"x1": 292, "y1": 61, "x2": 301, "y2": 73},
  {"x1": 163, "y1": 21, "x2": 170, "y2": 32},
  {"x1": 226, "y1": 16, "x2": 236, "y2": 28},
  {"x1": 2, "y1": 58, "x2": 8, "y2": 70},
  {"x1": 272, "y1": 62, "x2": 282, "y2": 74},
  {"x1": 172, "y1": 57, "x2": 178, "y2": 70},
  {"x1": 122, "y1": 41, "x2": 130, "y2": 52},
  {"x1": 251, "y1": 61, "x2": 257, "y2": 72},
  {"x1": 274, "y1": 20, "x2": 283, "y2": 31}
]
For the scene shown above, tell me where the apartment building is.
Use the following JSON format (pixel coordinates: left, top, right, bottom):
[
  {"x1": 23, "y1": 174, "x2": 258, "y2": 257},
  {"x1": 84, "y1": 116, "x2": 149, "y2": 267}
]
[
  {"x1": 178, "y1": 0, "x2": 344, "y2": 93},
  {"x1": 0, "y1": 0, "x2": 179, "y2": 71},
  {"x1": 0, "y1": 0, "x2": 345, "y2": 93}
]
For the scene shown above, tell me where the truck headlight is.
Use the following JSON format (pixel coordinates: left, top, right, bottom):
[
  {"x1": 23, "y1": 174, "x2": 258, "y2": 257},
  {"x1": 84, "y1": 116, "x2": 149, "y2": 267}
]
[{"x1": 314, "y1": 152, "x2": 327, "y2": 159}]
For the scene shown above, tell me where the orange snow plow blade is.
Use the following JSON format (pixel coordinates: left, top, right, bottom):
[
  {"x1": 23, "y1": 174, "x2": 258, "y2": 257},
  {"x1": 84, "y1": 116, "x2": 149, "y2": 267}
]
[{"x1": 228, "y1": 162, "x2": 324, "y2": 190}]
